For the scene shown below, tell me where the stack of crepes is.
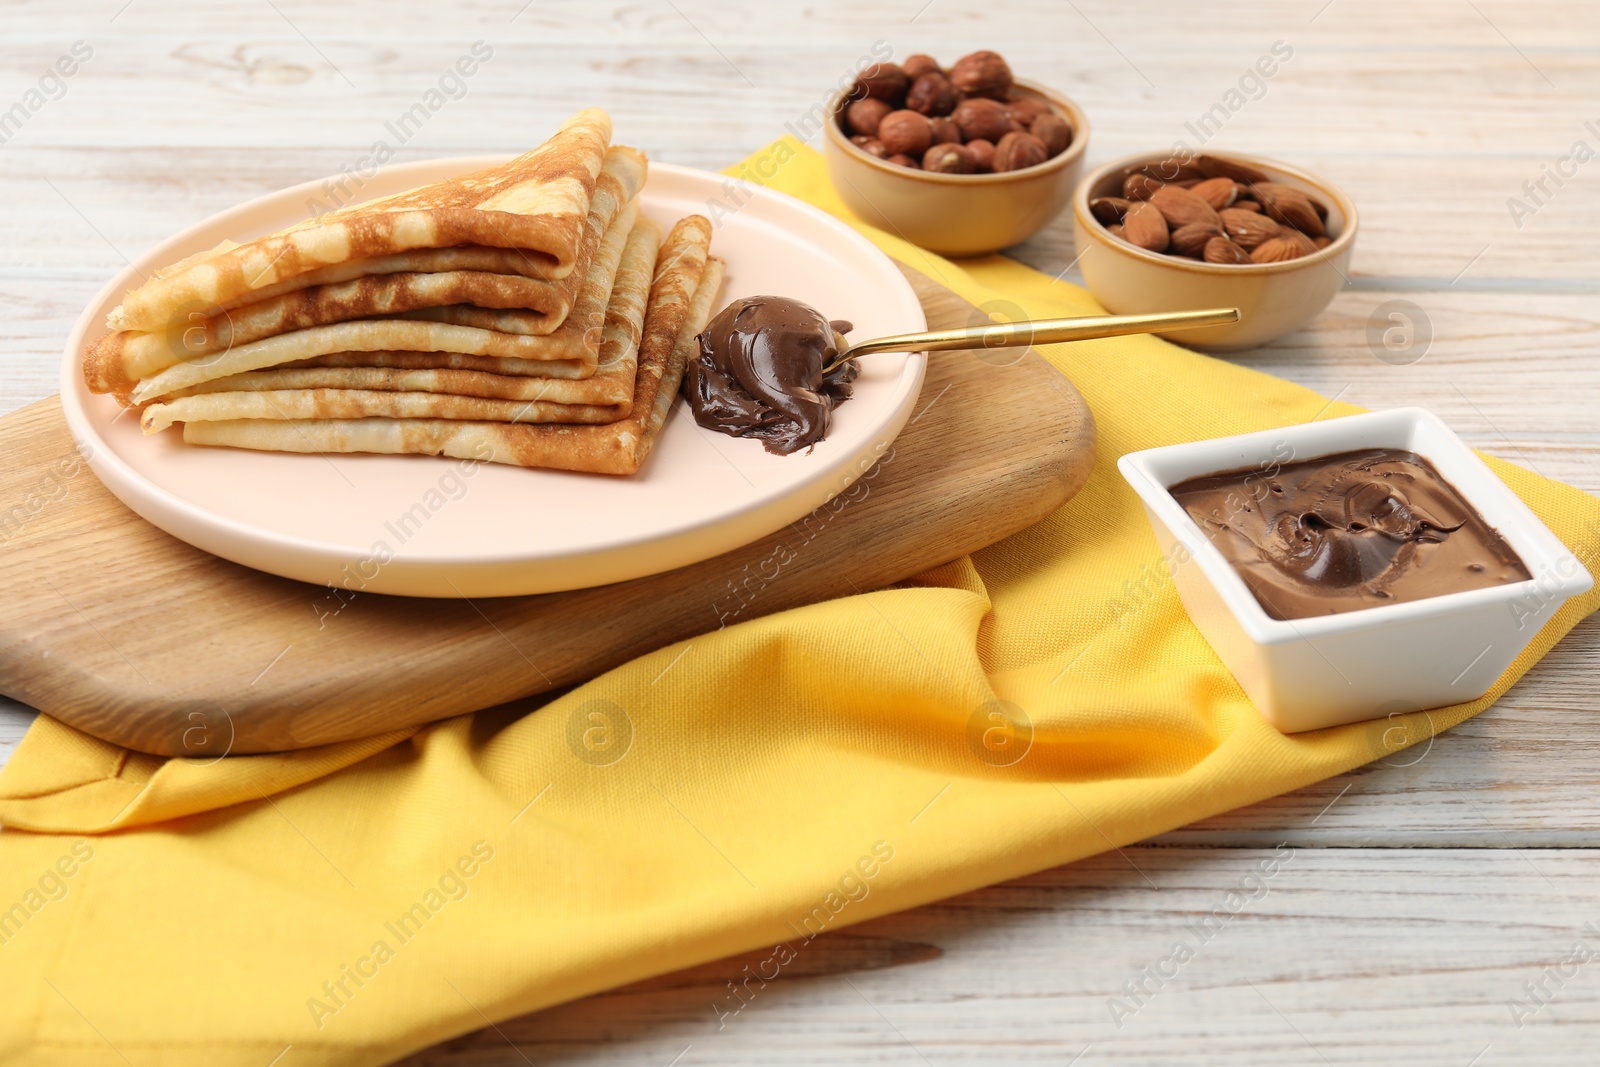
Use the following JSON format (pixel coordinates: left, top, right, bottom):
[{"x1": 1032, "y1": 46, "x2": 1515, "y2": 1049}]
[{"x1": 83, "y1": 108, "x2": 724, "y2": 476}]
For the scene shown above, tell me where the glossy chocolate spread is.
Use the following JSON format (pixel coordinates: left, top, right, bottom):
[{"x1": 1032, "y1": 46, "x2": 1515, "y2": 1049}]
[
  {"x1": 1169, "y1": 447, "x2": 1530, "y2": 620},
  {"x1": 684, "y1": 295, "x2": 858, "y2": 455}
]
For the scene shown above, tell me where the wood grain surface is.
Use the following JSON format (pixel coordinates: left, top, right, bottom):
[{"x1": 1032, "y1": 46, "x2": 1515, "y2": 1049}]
[
  {"x1": 0, "y1": 266, "x2": 1095, "y2": 755},
  {"x1": 1, "y1": 1, "x2": 1598, "y2": 1062}
]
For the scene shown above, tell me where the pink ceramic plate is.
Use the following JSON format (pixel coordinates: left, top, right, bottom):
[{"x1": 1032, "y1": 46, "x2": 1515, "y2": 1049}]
[{"x1": 60, "y1": 160, "x2": 926, "y2": 597}]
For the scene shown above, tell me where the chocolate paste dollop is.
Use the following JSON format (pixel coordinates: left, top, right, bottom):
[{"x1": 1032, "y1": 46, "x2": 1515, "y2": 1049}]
[
  {"x1": 1170, "y1": 448, "x2": 1530, "y2": 620},
  {"x1": 684, "y1": 296, "x2": 858, "y2": 455}
]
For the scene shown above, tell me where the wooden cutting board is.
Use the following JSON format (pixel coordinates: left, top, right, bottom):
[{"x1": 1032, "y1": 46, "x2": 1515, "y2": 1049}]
[{"x1": 0, "y1": 265, "x2": 1095, "y2": 755}]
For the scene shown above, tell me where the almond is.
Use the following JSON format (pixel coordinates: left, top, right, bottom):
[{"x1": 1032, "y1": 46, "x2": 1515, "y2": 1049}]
[
  {"x1": 1137, "y1": 158, "x2": 1206, "y2": 184},
  {"x1": 1170, "y1": 222, "x2": 1224, "y2": 257},
  {"x1": 1250, "y1": 182, "x2": 1325, "y2": 237},
  {"x1": 1282, "y1": 228, "x2": 1319, "y2": 257},
  {"x1": 1203, "y1": 236, "x2": 1251, "y2": 264},
  {"x1": 1106, "y1": 223, "x2": 1124, "y2": 238},
  {"x1": 1190, "y1": 176, "x2": 1239, "y2": 211},
  {"x1": 1149, "y1": 185, "x2": 1221, "y2": 229},
  {"x1": 1121, "y1": 201, "x2": 1169, "y2": 252},
  {"x1": 1312, "y1": 235, "x2": 1332, "y2": 249},
  {"x1": 1231, "y1": 198, "x2": 1262, "y2": 213},
  {"x1": 1193, "y1": 153, "x2": 1270, "y2": 185},
  {"x1": 1122, "y1": 173, "x2": 1164, "y2": 201},
  {"x1": 1219, "y1": 208, "x2": 1281, "y2": 249},
  {"x1": 1089, "y1": 196, "x2": 1132, "y2": 226},
  {"x1": 1249, "y1": 236, "x2": 1304, "y2": 263}
]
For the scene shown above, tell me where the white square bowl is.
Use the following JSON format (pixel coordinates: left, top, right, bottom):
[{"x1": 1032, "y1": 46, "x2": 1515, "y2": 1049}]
[{"x1": 1118, "y1": 408, "x2": 1593, "y2": 733}]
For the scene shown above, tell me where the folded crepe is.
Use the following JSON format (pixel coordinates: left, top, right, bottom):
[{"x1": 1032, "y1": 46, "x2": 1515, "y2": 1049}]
[
  {"x1": 222, "y1": 244, "x2": 598, "y2": 306},
  {"x1": 87, "y1": 147, "x2": 646, "y2": 396},
  {"x1": 285, "y1": 350, "x2": 598, "y2": 380},
  {"x1": 184, "y1": 216, "x2": 720, "y2": 476},
  {"x1": 105, "y1": 108, "x2": 613, "y2": 333},
  {"x1": 124, "y1": 196, "x2": 643, "y2": 404},
  {"x1": 141, "y1": 218, "x2": 664, "y2": 431}
]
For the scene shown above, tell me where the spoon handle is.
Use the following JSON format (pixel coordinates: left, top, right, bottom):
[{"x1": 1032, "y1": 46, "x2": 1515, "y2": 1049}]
[{"x1": 832, "y1": 306, "x2": 1242, "y2": 369}]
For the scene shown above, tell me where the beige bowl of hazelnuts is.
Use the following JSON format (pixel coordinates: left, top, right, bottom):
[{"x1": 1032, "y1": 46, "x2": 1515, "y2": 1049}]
[
  {"x1": 823, "y1": 50, "x2": 1090, "y2": 257},
  {"x1": 1072, "y1": 150, "x2": 1359, "y2": 351}
]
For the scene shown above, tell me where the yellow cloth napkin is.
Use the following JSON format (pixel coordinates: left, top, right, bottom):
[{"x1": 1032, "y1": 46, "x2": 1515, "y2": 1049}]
[{"x1": 2, "y1": 139, "x2": 1597, "y2": 1065}]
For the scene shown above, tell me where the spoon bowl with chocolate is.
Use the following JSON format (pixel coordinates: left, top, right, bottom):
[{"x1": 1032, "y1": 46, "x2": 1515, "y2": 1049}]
[
  {"x1": 687, "y1": 296, "x2": 1239, "y2": 454},
  {"x1": 1119, "y1": 408, "x2": 1592, "y2": 733}
]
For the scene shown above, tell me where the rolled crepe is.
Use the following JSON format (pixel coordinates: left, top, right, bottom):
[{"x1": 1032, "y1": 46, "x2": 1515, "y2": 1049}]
[
  {"x1": 184, "y1": 217, "x2": 720, "y2": 476},
  {"x1": 105, "y1": 108, "x2": 613, "y2": 332},
  {"x1": 87, "y1": 149, "x2": 645, "y2": 395},
  {"x1": 142, "y1": 219, "x2": 663, "y2": 429}
]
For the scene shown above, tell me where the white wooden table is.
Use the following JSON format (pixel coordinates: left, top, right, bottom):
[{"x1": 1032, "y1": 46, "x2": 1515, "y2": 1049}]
[{"x1": 3, "y1": 2, "x2": 1597, "y2": 1062}]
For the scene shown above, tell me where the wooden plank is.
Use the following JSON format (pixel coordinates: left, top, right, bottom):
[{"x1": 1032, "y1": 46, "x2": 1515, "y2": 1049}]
[
  {"x1": 393, "y1": 846, "x2": 1600, "y2": 1066},
  {"x1": 5, "y1": 0, "x2": 1598, "y2": 46},
  {"x1": 0, "y1": 44, "x2": 1594, "y2": 158},
  {"x1": 4, "y1": 142, "x2": 1598, "y2": 280}
]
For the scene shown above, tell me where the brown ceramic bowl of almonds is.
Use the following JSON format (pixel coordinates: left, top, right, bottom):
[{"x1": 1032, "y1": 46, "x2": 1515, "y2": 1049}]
[
  {"x1": 1072, "y1": 150, "x2": 1357, "y2": 351},
  {"x1": 823, "y1": 51, "x2": 1090, "y2": 257}
]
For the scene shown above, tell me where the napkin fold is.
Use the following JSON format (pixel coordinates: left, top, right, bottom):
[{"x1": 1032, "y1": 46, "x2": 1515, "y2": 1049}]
[{"x1": 2, "y1": 139, "x2": 1597, "y2": 1066}]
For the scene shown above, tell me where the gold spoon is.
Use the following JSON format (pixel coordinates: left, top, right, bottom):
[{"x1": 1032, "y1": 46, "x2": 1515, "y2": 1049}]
[{"x1": 822, "y1": 306, "x2": 1241, "y2": 374}]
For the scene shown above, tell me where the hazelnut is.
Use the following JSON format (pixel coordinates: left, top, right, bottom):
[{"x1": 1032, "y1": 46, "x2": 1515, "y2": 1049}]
[
  {"x1": 877, "y1": 109, "x2": 932, "y2": 158},
  {"x1": 886, "y1": 153, "x2": 920, "y2": 168},
  {"x1": 928, "y1": 116, "x2": 962, "y2": 145},
  {"x1": 964, "y1": 138, "x2": 996, "y2": 173},
  {"x1": 850, "y1": 135, "x2": 888, "y2": 158},
  {"x1": 1029, "y1": 112, "x2": 1071, "y2": 156},
  {"x1": 1005, "y1": 96, "x2": 1049, "y2": 126},
  {"x1": 992, "y1": 131, "x2": 1048, "y2": 172},
  {"x1": 951, "y1": 97, "x2": 1010, "y2": 143},
  {"x1": 905, "y1": 72, "x2": 960, "y2": 117},
  {"x1": 902, "y1": 54, "x2": 941, "y2": 79},
  {"x1": 844, "y1": 97, "x2": 892, "y2": 138},
  {"x1": 948, "y1": 50, "x2": 1013, "y2": 100},
  {"x1": 853, "y1": 62, "x2": 909, "y2": 103},
  {"x1": 922, "y1": 143, "x2": 975, "y2": 174}
]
